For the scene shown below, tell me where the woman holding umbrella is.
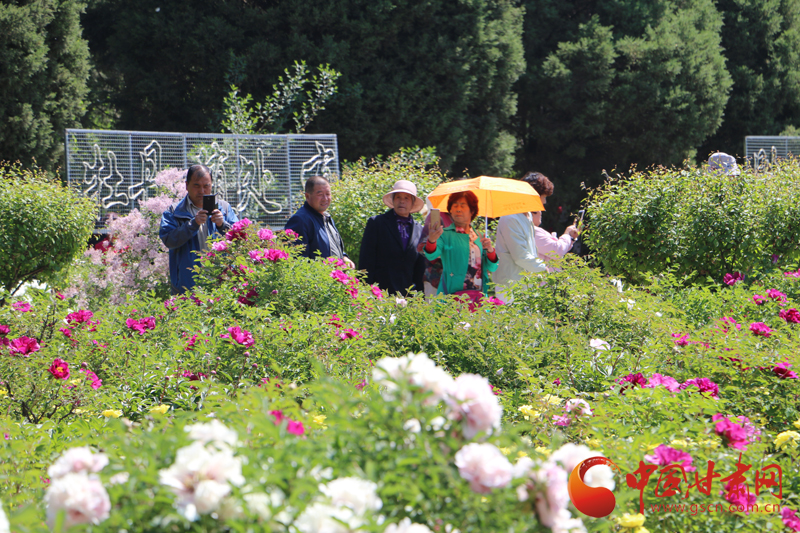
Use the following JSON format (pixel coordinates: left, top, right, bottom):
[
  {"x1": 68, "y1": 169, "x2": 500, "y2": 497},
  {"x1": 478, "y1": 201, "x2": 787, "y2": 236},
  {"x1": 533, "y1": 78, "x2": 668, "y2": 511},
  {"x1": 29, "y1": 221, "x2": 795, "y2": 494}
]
[{"x1": 424, "y1": 191, "x2": 498, "y2": 302}]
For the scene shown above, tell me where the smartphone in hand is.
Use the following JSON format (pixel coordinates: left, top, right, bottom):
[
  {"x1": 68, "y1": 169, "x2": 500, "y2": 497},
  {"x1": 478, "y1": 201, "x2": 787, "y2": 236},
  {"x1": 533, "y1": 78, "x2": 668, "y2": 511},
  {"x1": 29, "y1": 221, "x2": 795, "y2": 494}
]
[
  {"x1": 430, "y1": 208, "x2": 441, "y2": 231},
  {"x1": 576, "y1": 209, "x2": 586, "y2": 232},
  {"x1": 203, "y1": 194, "x2": 217, "y2": 214}
]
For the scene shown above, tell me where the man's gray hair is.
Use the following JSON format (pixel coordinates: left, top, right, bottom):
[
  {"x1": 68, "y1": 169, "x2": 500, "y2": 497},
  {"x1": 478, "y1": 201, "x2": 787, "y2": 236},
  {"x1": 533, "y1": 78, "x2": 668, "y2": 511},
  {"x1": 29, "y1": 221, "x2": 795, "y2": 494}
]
[{"x1": 305, "y1": 175, "x2": 329, "y2": 195}]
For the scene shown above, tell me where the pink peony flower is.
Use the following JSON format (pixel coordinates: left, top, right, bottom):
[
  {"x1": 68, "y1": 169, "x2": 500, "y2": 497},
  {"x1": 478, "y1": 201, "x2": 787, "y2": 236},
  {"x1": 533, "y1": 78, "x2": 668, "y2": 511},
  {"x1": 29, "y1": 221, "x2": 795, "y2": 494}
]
[
  {"x1": 325, "y1": 256, "x2": 345, "y2": 267},
  {"x1": 645, "y1": 373, "x2": 681, "y2": 392},
  {"x1": 486, "y1": 296, "x2": 505, "y2": 306},
  {"x1": 552, "y1": 415, "x2": 571, "y2": 427},
  {"x1": 782, "y1": 508, "x2": 800, "y2": 532},
  {"x1": 330, "y1": 269, "x2": 351, "y2": 284},
  {"x1": 56, "y1": 293, "x2": 66, "y2": 300},
  {"x1": 0, "y1": 324, "x2": 10, "y2": 336},
  {"x1": 286, "y1": 420, "x2": 305, "y2": 436},
  {"x1": 721, "y1": 481, "x2": 757, "y2": 513},
  {"x1": 284, "y1": 228, "x2": 299, "y2": 239},
  {"x1": 125, "y1": 317, "x2": 156, "y2": 335},
  {"x1": 48, "y1": 447, "x2": 109, "y2": 479},
  {"x1": 785, "y1": 269, "x2": 800, "y2": 278},
  {"x1": 227, "y1": 326, "x2": 255, "y2": 347},
  {"x1": 265, "y1": 249, "x2": 288, "y2": 262},
  {"x1": 337, "y1": 328, "x2": 361, "y2": 341},
  {"x1": 616, "y1": 372, "x2": 646, "y2": 394},
  {"x1": 225, "y1": 218, "x2": 252, "y2": 241},
  {"x1": 752, "y1": 294, "x2": 768, "y2": 305},
  {"x1": 565, "y1": 399, "x2": 593, "y2": 417},
  {"x1": 12, "y1": 301, "x2": 31, "y2": 312},
  {"x1": 257, "y1": 228, "x2": 275, "y2": 241},
  {"x1": 749, "y1": 322, "x2": 773, "y2": 337},
  {"x1": 767, "y1": 288, "x2": 787, "y2": 304},
  {"x1": 723, "y1": 272, "x2": 744, "y2": 286},
  {"x1": 9, "y1": 336, "x2": 40, "y2": 356},
  {"x1": 712, "y1": 414, "x2": 760, "y2": 450},
  {"x1": 248, "y1": 249, "x2": 265, "y2": 264},
  {"x1": 672, "y1": 333, "x2": 690, "y2": 346},
  {"x1": 80, "y1": 368, "x2": 103, "y2": 390},
  {"x1": 454, "y1": 443, "x2": 513, "y2": 494},
  {"x1": 773, "y1": 361, "x2": 798, "y2": 379},
  {"x1": 44, "y1": 473, "x2": 111, "y2": 529},
  {"x1": 48, "y1": 359, "x2": 70, "y2": 380},
  {"x1": 237, "y1": 289, "x2": 259, "y2": 306},
  {"x1": 532, "y1": 462, "x2": 570, "y2": 527},
  {"x1": 211, "y1": 241, "x2": 228, "y2": 252},
  {"x1": 181, "y1": 370, "x2": 207, "y2": 381},
  {"x1": 66, "y1": 310, "x2": 94, "y2": 324},
  {"x1": 445, "y1": 374, "x2": 503, "y2": 439},
  {"x1": 59, "y1": 328, "x2": 73, "y2": 338},
  {"x1": 644, "y1": 444, "x2": 696, "y2": 472},
  {"x1": 719, "y1": 317, "x2": 742, "y2": 332},
  {"x1": 779, "y1": 308, "x2": 800, "y2": 324},
  {"x1": 370, "y1": 285, "x2": 383, "y2": 299},
  {"x1": 680, "y1": 378, "x2": 719, "y2": 399},
  {"x1": 553, "y1": 378, "x2": 561, "y2": 385}
]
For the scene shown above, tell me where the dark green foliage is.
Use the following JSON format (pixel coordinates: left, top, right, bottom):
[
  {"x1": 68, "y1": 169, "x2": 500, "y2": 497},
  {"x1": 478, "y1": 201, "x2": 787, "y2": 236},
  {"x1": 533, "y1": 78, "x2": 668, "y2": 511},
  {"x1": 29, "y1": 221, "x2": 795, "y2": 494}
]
[
  {"x1": 0, "y1": 163, "x2": 96, "y2": 295},
  {"x1": 82, "y1": 0, "x2": 524, "y2": 175},
  {"x1": 515, "y1": 0, "x2": 732, "y2": 214},
  {"x1": 698, "y1": 0, "x2": 800, "y2": 158},
  {"x1": 0, "y1": 0, "x2": 91, "y2": 170},
  {"x1": 584, "y1": 159, "x2": 800, "y2": 283}
]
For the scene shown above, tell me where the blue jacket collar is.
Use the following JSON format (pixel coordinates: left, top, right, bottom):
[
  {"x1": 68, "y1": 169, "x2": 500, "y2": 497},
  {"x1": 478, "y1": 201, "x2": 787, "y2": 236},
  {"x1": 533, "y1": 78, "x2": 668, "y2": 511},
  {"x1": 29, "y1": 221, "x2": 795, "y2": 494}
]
[{"x1": 173, "y1": 195, "x2": 197, "y2": 219}]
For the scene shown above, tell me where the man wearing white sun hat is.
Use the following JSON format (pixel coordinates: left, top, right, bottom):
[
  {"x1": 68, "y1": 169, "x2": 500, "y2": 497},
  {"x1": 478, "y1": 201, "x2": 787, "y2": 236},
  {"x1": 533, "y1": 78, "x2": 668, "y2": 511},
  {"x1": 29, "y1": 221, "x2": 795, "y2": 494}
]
[{"x1": 358, "y1": 180, "x2": 426, "y2": 295}]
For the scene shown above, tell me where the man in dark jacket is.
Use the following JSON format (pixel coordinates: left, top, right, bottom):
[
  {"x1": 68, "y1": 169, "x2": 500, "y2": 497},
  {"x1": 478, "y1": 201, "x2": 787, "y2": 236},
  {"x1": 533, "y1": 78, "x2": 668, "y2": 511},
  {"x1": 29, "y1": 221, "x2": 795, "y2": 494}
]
[
  {"x1": 159, "y1": 164, "x2": 239, "y2": 294},
  {"x1": 284, "y1": 175, "x2": 355, "y2": 268},
  {"x1": 358, "y1": 180, "x2": 425, "y2": 295}
]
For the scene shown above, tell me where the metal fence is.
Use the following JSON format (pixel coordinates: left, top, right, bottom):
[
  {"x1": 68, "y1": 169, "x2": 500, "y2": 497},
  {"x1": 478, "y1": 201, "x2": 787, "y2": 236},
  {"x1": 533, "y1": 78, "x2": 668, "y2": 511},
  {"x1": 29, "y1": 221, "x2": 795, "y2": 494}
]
[
  {"x1": 65, "y1": 129, "x2": 340, "y2": 230},
  {"x1": 745, "y1": 136, "x2": 800, "y2": 162}
]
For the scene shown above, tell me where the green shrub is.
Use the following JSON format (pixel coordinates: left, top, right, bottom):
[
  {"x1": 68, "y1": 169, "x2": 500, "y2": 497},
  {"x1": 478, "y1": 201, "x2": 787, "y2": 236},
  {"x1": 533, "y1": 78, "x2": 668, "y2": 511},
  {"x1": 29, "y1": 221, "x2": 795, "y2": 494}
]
[
  {"x1": 0, "y1": 163, "x2": 96, "y2": 296},
  {"x1": 329, "y1": 147, "x2": 445, "y2": 266},
  {"x1": 584, "y1": 159, "x2": 800, "y2": 284}
]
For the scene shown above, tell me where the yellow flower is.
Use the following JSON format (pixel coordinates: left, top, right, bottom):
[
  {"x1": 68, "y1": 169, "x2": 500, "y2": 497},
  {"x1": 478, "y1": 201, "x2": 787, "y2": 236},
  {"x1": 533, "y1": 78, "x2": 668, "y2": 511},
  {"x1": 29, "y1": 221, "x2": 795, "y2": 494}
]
[
  {"x1": 617, "y1": 513, "x2": 646, "y2": 528},
  {"x1": 102, "y1": 409, "x2": 123, "y2": 418},
  {"x1": 775, "y1": 431, "x2": 800, "y2": 450},
  {"x1": 519, "y1": 405, "x2": 541, "y2": 420},
  {"x1": 499, "y1": 447, "x2": 512, "y2": 456},
  {"x1": 535, "y1": 446, "x2": 551, "y2": 456},
  {"x1": 517, "y1": 451, "x2": 529, "y2": 459},
  {"x1": 313, "y1": 415, "x2": 328, "y2": 429},
  {"x1": 634, "y1": 528, "x2": 650, "y2": 533},
  {"x1": 585, "y1": 438, "x2": 601, "y2": 448},
  {"x1": 480, "y1": 497, "x2": 489, "y2": 503},
  {"x1": 0, "y1": 389, "x2": 6, "y2": 397},
  {"x1": 640, "y1": 443, "x2": 659, "y2": 452},
  {"x1": 72, "y1": 408, "x2": 86, "y2": 414},
  {"x1": 669, "y1": 439, "x2": 689, "y2": 448},
  {"x1": 542, "y1": 394, "x2": 562, "y2": 405},
  {"x1": 68, "y1": 378, "x2": 82, "y2": 387},
  {"x1": 793, "y1": 420, "x2": 800, "y2": 429},
  {"x1": 149, "y1": 404, "x2": 169, "y2": 415}
]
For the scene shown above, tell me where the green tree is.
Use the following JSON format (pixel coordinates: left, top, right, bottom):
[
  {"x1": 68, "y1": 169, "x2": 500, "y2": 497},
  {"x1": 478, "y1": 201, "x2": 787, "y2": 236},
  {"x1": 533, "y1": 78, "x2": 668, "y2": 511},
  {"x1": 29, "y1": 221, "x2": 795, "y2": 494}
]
[
  {"x1": 698, "y1": 0, "x2": 800, "y2": 159},
  {"x1": 515, "y1": 0, "x2": 732, "y2": 215},
  {"x1": 0, "y1": 0, "x2": 91, "y2": 170},
  {"x1": 83, "y1": 0, "x2": 524, "y2": 175}
]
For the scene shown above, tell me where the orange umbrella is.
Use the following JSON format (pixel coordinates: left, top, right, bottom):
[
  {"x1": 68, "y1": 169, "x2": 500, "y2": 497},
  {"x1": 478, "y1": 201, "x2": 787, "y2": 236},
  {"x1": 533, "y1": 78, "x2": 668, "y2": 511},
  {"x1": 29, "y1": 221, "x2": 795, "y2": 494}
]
[{"x1": 427, "y1": 176, "x2": 544, "y2": 233}]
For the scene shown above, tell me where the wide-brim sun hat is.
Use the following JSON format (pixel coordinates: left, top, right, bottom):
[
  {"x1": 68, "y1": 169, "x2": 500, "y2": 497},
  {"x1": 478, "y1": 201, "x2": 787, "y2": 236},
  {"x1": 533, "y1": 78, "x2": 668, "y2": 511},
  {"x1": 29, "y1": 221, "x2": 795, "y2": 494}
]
[
  {"x1": 383, "y1": 180, "x2": 425, "y2": 213},
  {"x1": 707, "y1": 152, "x2": 741, "y2": 176}
]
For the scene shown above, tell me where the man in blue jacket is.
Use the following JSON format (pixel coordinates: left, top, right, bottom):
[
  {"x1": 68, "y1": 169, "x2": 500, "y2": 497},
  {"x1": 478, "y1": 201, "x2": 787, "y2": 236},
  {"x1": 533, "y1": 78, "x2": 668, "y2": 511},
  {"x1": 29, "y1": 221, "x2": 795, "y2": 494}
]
[
  {"x1": 159, "y1": 164, "x2": 239, "y2": 294},
  {"x1": 284, "y1": 175, "x2": 355, "y2": 268}
]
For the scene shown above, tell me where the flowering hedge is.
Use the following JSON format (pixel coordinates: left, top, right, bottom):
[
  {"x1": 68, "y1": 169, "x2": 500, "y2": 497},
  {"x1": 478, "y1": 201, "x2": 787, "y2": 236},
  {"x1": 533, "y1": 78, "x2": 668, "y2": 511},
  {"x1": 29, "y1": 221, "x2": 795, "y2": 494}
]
[{"x1": 584, "y1": 158, "x2": 800, "y2": 283}]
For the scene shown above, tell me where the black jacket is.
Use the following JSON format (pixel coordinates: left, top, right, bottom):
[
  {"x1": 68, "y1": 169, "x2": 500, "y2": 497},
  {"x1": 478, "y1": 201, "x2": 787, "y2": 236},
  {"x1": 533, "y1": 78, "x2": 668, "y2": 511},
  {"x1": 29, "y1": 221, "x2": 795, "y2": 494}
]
[{"x1": 358, "y1": 210, "x2": 424, "y2": 295}]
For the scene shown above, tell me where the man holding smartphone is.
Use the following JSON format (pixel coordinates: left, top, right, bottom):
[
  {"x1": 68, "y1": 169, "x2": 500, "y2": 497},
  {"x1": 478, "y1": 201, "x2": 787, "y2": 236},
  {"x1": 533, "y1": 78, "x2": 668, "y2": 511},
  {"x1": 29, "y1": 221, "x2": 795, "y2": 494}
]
[{"x1": 160, "y1": 164, "x2": 239, "y2": 294}]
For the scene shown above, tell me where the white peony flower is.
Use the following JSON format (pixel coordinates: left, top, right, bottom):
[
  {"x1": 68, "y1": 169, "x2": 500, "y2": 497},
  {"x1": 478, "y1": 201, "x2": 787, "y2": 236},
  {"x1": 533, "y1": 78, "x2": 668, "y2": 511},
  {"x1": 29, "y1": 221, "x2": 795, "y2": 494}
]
[
  {"x1": 185, "y1": 419, "x2": 238, "y2": 448},
  {"x1": 108, "y1": 471, "x2": 130, "y2": 485},
  {"x1": 293, "y1": 502, "x2": 358, "y2": 533},
  {"x1": 384, "y1": 517, "x2": 434, "y2": 532},
  {"x1": 243, "y1": 489, "x2": 286, "y2": 520},
  {"x1": 395, "y1": 297, "x2": 408, "y2": 307},
  {"x1": 565, "y1": 399, "x2": 593, "y2": 417},
  {"x1": 588, "y1": 339, "x2": 610, "y2": 352},
  {"x1": 550, "y1": 509, "x2": 587, "y2": 533},
  {"x1": 532, "y1": 461, "x2": 569, "y2": 527},
  {"x1": 512, "y1": 456, "x2": 535, "y2": 479},
  {"x1": 403, "y1": 419, "x2": 422, "y2": 433},
  {"x1": 429, "y1": 416, "x2": 448, "y2": 431},
  {"x1": 44, "y1": 472, "x2": 111, "y2": 529},
  {"x1": 549, "y1": 443, "x2": 614, "y2": 490},
  {"x1": 0, "y1": 500, "x2": 9, "y2": 533},
  {"x1": 319, "y1": 477, "x2": 382, "y2": 516},
  {"x1": 445, "y1": 374, "x2": 502, "y2": 439},
  {"x1": 372, "y1": 353, "x2": 453, "y2": 405},
  {"x1": 159, "y1": 440, "x2": 245, "y2": 521},
  {"x1": 454, "y1": 443, "x2": 513, "y2": 494},
  {"x1": 47, "y1": 447, "x2": 109, "y2": 479}
]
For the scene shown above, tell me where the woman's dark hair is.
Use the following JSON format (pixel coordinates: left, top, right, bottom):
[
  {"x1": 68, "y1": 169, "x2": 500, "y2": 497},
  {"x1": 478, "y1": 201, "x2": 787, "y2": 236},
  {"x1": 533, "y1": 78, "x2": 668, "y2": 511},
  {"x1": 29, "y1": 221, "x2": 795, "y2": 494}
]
[
  {"x1": 522, "y1": 171, "x2": 554, "y2": 198},
  {"x1": 186, "y1": 164, "x2": 212, "y2": 185},
  {"x1": 447, "y1": 190, "x2": 479, "y2": 221}
]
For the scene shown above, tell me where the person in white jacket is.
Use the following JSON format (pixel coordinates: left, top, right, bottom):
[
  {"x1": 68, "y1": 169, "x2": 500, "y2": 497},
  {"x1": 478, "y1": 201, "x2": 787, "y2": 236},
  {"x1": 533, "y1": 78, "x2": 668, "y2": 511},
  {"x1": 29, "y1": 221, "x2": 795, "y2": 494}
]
[{"x1": 493, "y1": 172, "x2": 579, "y2": 303}]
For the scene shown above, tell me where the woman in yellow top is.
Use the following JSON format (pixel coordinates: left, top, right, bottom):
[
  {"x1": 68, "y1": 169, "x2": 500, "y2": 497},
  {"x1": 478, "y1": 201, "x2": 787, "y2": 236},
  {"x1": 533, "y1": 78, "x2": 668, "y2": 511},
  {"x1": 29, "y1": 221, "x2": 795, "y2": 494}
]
[{"x1": 424, "y1": 191, "x2": 498, "y2": 302}]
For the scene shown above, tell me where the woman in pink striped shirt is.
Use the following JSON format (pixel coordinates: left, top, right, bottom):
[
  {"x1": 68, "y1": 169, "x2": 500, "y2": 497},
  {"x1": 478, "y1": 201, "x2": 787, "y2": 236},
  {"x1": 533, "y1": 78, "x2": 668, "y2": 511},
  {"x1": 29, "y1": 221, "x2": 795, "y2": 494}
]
[{"x1": 525, "y1": 172, "x2": 579, "y2": 266}]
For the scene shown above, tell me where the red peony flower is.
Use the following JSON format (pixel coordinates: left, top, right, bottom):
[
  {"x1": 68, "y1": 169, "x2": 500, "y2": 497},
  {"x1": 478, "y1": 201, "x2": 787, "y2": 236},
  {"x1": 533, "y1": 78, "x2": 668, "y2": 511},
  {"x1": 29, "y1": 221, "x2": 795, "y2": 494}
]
[{"x1": 48, "y1": 359, "x2": 70, "y2": 380}]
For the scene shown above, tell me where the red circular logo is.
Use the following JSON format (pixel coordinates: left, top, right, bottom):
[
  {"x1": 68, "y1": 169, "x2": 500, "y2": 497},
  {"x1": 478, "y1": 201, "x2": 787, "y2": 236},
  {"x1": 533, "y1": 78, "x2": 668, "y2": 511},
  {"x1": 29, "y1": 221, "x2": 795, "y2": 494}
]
[{"x1": 568, "y1": 456, "x2": 621, "y2": 518}]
